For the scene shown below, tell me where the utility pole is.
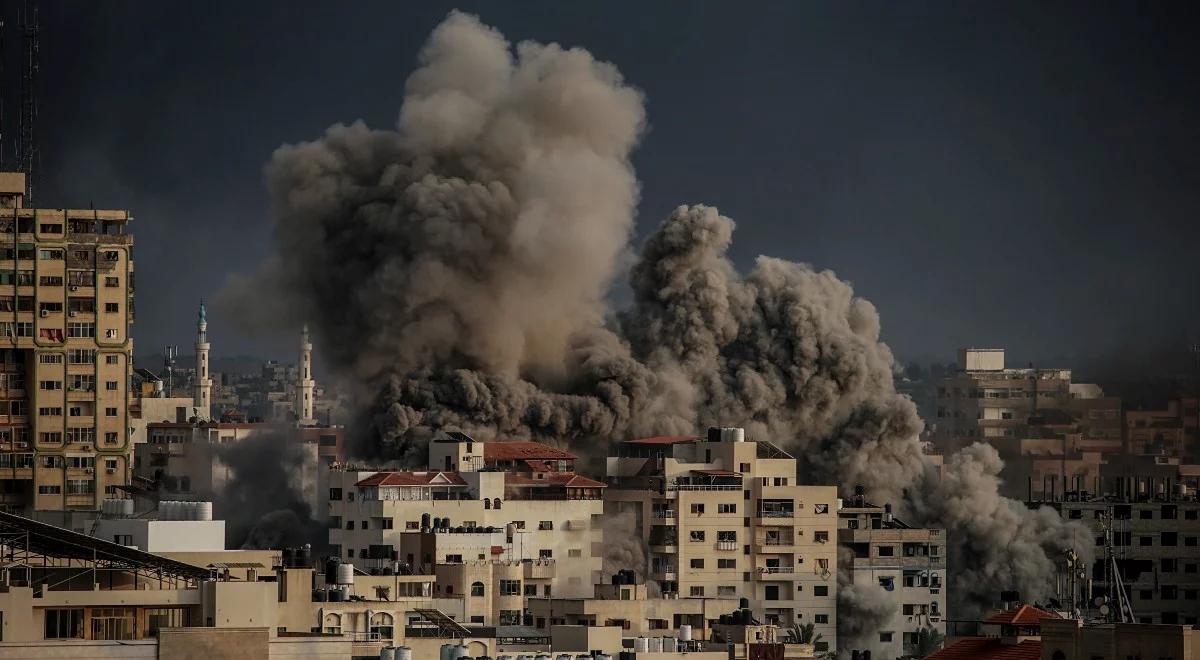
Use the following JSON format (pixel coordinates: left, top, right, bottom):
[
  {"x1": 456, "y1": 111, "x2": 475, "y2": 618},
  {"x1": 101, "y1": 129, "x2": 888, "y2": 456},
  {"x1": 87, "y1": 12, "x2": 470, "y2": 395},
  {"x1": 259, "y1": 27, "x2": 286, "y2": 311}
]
[{"x1": 18, "y1": 0, "x2": 38, "y2": 201}]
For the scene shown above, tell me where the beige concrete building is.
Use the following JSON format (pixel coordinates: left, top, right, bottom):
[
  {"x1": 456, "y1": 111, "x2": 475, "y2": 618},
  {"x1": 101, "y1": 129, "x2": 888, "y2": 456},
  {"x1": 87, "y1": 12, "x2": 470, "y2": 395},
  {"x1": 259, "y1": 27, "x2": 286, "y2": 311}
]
[
  {"x1": 1041, "y1": 617, "x2": 1200, "y2": 660},
  {"x1": 604, "y1": 428, "x2": 838, "y2": 652},
  {"x1": 0, "y1": 172, "x2": 134, "y2": 515},
  {"x1": 838, "y1": 494, "x2": 947, "y2": 658},
  {"x1": 326, "y1": 435, "x2": 605, "y2": 626}
]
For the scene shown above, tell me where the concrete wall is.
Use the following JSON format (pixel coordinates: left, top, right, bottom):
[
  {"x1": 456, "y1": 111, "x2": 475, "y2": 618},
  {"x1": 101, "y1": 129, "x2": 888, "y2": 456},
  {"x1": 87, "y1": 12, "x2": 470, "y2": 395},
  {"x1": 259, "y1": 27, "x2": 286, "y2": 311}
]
[
  {"x1": 158, "y1": 627, "x2": 268, "y2": 660},
  {"x1": 0, "y1": 640, "x2": 156, "y2": 658}
]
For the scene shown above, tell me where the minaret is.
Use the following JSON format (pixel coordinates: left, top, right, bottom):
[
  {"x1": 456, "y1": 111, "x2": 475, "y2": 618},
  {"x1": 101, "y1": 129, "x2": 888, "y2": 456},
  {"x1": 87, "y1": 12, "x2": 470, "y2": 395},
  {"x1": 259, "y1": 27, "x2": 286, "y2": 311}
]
[
  {"x1": 193, "y1": 300, "x2": 212, "y2": 419},
  {"x1": 294, "y1": 324, "x2": 315, "y2": 425}
]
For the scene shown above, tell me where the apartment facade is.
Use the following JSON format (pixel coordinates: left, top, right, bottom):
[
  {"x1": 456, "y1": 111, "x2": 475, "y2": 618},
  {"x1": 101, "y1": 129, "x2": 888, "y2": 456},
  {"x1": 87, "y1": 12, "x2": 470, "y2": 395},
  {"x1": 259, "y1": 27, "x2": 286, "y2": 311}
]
[
  {"x1": 604, "y1": 428, "x2": 838, "y2": 652},
  {"x1": 325, "y1": 436, "x2": 605, "y2": 626},
  {"x1": 837, "y1": 497, "x2": 947, "y2": 658},
  {"x1": 0, "y1": 173, "x2": 134, "y2": 514},
  {"x1": 1033, "y1": 496, "x2": 1200, "y2": 625}
]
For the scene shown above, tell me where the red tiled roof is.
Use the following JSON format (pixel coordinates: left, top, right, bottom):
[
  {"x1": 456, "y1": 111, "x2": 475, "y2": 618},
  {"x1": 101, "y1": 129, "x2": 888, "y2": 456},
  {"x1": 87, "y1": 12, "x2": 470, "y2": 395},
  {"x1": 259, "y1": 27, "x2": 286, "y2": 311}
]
[
  {"x1": 505, "y1": 473, "x2": 606, "y2": 488},
  {"x1": 984, "y1": 604, "x2": 1060, "y2": 626},
  {"x1": 484, "y1": 441, "x2": 576, "y2": 461},
  {"x1": 927, "y1": 639, "x2": 1041, "y2": 660},
  {"x1": 626, "y1": 435, "x2": 701, "y2": 445},
  {"x1": 356, "y1": 471, "x2": 466, "y2": 487}
]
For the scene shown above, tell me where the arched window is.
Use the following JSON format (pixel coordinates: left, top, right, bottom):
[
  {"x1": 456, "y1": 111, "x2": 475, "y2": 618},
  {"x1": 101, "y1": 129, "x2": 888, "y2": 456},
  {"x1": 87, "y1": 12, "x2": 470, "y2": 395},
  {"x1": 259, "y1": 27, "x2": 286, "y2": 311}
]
[
  {"x1": 484, "y1": 499, "x2": 491, "y2": 510},
  {"x1": 471, "y1": 581, "x2": 485, "y2": 597},
  {"x1": 370, "y1": 612, "x2": 394, "y2": 641},
  {"x1": 493, "y1": 498, "x2": 501, "y2": 510},
  {"x1": 322, "y1": 613, "x2": 341, "y2": 635}
]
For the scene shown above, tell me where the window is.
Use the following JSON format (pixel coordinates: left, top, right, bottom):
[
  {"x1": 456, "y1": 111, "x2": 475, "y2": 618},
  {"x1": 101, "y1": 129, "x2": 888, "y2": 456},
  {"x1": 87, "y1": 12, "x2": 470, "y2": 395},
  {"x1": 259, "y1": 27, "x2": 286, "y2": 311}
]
[
  {"x1": 67, "y1": 322, "x2": 95, "y2": 338},
  {"x1": 322, "y1": 613, "x2": 342, "y2": 635},
  {"x1": 814, "y1": 586, "x2": 828, "y2": 597},
  {"x1": 379, "y1": 518, "x2": 393, "y2": 530},
  {"x1": 69, "y1": 375, "x2": 95, "y2": 392},
  {"x1": 146, "y1": 609, "x2": 188, "y2": 637},
  {"x1": 764, "y1": 585, "x2": 779, "y2": 600},
  {"x1": 500, "y1": 580, "x2": 522, "y2": 596},
  {"x1": 539, "y1": 549, "x2": 553, "y2": 559},
  {"x1": 1162, "y1": 559, "x2": 1177, "y2": 573},
  {"x1": 538, "y1": 520, "x2": 553, "y2": 530},
  {"x1": 1139, "y1": 536, "x2": 1153, "y2": 547},
  {"x1": 66, "y1": 479, "x2": 94, "y2": 495},
  {"x1": 68, "y1": 349, "x2": 95, "y2": 364},
  {"x1": 499, "y1": 610, "x2": 521, "y2": 625},
  {"x1": 1140, "y1": 509, "x2": 1154, "y2": 519},
  {"x1": 67, "y1": 428, "x2": 95, "y2": 444},
  {"x1": 690, "y1": 503, "x2": 705, "y2": 514},
  {"x1": 38, "y1": 485, "x2": 62, "y2": 495},
  {"x1": 39, "y1": 432, "x2": 62, "y2": 444},
  {"x1": 39, "y1": 380, "x2": 62, "y2": 391},
  {"x1": 105, "y1": 355, "x2": 119, "y2": 365},
  {"x1": 367, "y1": 612, "x2": 394, "y2": 641},
  {"x1": 814, "y1": 503, "x2": 830, "y2": 514},
  {"x1": 104, "y1": 303, "x2": 119, "y2": 313},
  {"x1": 105, "y1": 276, "x2": 119, "y2": 287},
  {"x1": 39, "y1": 353, "x2": 63, "y2": 364},
  {"x1": 718, "y1": 503, "x2": 736, "y2": 514},
  {"x1": 345, "y1": 521, "x2": 354, "y2": 530},
  {"x1": 718, "y1": 558, "x2": 736, "y2": 569},
  {"x1": 690, "y1": 559, "x2": 704, "y2": 569},
  {"x1": 104, "y1": 432, "x2": 118, "y2": 444},
  {"x1": 879, "y1": 632, "x2": 893, "y2": 643},
  {"x1": 814, "y1": 614, "x2": 829, "y2": 624},
  {"x1": 38, "y1": 407, "x2": 62, "y2": 416},
  {"x1": 44, "y1": 608, "x2": 84, "y2": 639},
  {"x1": 40, "y1": 224, "x2": 62, "y2": 234},
  {"x1": 718, "y1": 585, "x2": 737, "y2": 597},
  {"x1": 689, "y1": 531, "x2": 705, "y2": 542},
  {"x1": 91, "y1": 607, "x2": 135, "y2": 640},
  {"x1": 105, "y1": 381, "x2": 118, "y2": 391},
  {"x1": 1163, "y1": 532, "x2": 1178, "y2": 546},
  {"x1": 568, "y1": 548, "x2": 582, "y2": 558},
  {"x1": 690, "y1": 586, "x2": 704, "y2": 597},
  {"x1": 814, "y1": 531, "x2": 829, "y2": 543},
  {"x1": 39, "y1": 249, "x2": 63, "y2": 260}
]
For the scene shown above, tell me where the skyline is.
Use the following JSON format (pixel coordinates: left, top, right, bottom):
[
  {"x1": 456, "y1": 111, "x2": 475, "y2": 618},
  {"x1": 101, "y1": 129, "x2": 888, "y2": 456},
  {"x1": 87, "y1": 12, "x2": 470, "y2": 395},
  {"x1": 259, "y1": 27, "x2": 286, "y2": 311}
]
[{"x1": 10, "y1": 1, "x2": 1200, "y2": 371}]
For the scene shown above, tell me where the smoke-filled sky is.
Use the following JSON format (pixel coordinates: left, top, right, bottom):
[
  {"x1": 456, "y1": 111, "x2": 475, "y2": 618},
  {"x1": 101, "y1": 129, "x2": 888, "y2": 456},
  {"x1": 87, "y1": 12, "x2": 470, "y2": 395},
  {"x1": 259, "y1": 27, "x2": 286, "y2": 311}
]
[{"x1": 8, "y1": 1, "x2": 1200, "y2": 366}]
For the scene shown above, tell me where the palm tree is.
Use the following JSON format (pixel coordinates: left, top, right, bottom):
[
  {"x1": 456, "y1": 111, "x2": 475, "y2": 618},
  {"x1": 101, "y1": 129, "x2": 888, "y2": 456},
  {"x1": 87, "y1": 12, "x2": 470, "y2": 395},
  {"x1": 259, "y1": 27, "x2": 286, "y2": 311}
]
[
  {"x1": 910, "y1": 625, "x2": 945, "y2": 658},
  {"x1": 785, "y1": 622, "x2": 823, "y2": 646}
]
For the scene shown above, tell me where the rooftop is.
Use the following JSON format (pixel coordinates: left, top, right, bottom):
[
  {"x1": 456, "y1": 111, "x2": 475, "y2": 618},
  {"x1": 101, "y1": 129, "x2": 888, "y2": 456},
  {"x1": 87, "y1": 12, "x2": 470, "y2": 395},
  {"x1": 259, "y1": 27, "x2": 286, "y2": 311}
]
[
  {"x1": 356, "y1": 472, "x2": 467, "y2": 487},
  {"x1": 927, "y1": 639, "x2": 1041, "y2": 660},
  {"x1": 984, "y1": 604, "x2": 1060, "y2": 626},
  {"x1": 625, "y1": 435, "x2": 702, "y2": 445},
  {"x1": 505, "y1": 473, "x2": 605, "y2": 488},
  {"x1": 483, "y1": 441, "x2": 576, "y2": 461}
]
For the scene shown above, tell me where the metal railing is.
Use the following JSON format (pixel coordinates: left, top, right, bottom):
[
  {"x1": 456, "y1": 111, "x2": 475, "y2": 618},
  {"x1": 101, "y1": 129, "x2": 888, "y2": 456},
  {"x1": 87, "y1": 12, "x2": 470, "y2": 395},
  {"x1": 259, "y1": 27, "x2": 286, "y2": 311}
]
[{"x1": 668, "y1": 483, "x2": 741, "y2": 491}]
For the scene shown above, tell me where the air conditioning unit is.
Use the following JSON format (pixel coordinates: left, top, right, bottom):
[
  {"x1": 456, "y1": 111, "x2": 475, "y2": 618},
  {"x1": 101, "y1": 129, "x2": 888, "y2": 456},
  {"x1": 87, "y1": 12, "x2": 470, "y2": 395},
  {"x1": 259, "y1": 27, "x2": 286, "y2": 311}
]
[
  {"x1": 68, "y1": 311, "x2": 78, "y2": 318},
  {"x1": 84, "y1": 467, "x2": 94, "y2": 474},
  {"x1": 69, "y1": 286, "x2": 78, "y2": 291},
  {"x1": 39, "y1": 309, "x2": 49, "y2": 318},
  {"x1": 105, "y1": 468, "x2": 115, "y2": 474}
]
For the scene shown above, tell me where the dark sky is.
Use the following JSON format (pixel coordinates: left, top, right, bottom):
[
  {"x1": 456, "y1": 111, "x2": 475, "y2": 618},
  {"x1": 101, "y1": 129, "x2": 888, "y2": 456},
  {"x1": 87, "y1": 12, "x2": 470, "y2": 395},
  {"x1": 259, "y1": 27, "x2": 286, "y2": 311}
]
[{"x1": 9, "y1": 2, "x2": 1200, "y2": 369}]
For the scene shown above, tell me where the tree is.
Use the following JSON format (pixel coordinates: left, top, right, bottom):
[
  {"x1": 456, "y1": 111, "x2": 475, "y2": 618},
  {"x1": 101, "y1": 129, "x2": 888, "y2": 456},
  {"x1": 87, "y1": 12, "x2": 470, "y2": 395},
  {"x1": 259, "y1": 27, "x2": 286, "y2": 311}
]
[
  {"x1": 910, "y1": 625, "x2": 945, "y2": 658},
  {"x1": 785, "y1": 622, "x2": 823, "y2": 646}
]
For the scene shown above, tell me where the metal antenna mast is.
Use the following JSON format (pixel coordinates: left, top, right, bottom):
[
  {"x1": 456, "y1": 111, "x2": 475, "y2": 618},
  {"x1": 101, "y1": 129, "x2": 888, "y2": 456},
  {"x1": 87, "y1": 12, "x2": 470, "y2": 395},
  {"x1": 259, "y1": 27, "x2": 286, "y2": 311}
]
[{"x1": 17, "y1": 0, "x2": 37, "y2": 201}]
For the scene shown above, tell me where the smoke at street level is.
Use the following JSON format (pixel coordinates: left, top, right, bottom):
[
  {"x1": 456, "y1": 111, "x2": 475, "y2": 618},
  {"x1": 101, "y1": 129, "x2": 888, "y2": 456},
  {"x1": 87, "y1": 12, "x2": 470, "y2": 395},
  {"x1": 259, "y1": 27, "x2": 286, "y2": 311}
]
[{"x1": 217, "y1": 10, "x2": 1089, "y2": 626}]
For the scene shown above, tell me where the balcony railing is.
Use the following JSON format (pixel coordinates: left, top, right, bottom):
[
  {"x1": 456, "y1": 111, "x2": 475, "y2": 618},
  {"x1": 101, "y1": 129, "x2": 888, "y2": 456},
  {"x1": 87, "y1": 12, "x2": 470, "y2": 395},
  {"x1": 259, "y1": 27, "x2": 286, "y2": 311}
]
[
  {"x1": 652, "y1": 510, "x2": 677, "y2": 518},
  {"x1": 759, "y1": 566, "x2": 794, "y2": 574},
  {"x1": 715, "y1": 540, "x2": 738, "y2": 551},
  {"x1": 668, "y1": 483, "x2": 740, "y2": 491},
  {"x1": 757, "y1": 510, "x2": 794, "y2": 518}
]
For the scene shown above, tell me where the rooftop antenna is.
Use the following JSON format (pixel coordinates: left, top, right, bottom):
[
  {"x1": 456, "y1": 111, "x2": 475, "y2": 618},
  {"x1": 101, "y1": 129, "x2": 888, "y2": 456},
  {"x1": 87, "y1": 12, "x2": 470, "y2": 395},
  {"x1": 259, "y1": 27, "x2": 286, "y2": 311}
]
[
  {"x1": 17, "y1": 0, "x2": 38, "y2": 201},
  {"x1": 164, "y1": 345, "x2": 178, "y2": 397}
]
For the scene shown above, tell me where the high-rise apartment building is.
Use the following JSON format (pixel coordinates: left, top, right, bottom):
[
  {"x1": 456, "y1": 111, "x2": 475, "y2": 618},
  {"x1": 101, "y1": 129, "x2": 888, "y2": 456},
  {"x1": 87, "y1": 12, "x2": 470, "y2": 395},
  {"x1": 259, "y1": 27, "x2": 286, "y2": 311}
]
[
  {"x1": 0, "y1": 172, "x2": 134, "y2": 514},
  {"x1": 604, "y1": 428, "x2": 838, "y2": 653}
]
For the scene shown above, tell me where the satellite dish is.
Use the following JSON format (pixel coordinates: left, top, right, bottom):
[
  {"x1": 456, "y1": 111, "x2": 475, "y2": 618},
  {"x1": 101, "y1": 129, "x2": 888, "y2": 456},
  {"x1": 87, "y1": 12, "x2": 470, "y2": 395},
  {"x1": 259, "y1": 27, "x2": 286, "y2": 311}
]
[{"x1": 1099, "y1": 604, "x2": 1110, "y2": 616}]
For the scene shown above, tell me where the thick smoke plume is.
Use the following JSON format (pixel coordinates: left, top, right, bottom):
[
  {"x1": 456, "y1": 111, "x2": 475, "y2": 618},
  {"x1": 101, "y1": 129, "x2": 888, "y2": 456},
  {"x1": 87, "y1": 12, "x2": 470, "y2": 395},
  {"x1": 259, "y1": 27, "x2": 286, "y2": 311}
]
[
  {"x1": 210, "y1": 430, "x2": 324, "y2": 550},
  {"x1": 219, "y1": 10, "x2": 1089, "y2": 628}
]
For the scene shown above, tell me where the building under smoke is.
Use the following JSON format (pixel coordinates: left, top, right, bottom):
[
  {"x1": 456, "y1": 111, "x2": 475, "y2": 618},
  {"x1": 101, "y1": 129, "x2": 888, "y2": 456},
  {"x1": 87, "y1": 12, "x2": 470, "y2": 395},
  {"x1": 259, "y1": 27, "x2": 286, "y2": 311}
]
[{"x1": 218, "y1": 10, "x2": 1091, "y2": 627}]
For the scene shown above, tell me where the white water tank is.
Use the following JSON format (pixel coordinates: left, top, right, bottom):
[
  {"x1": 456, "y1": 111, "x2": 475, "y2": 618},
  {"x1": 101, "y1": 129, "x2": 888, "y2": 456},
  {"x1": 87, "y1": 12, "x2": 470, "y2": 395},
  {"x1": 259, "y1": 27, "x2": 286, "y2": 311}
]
[
  {"x1": 159, "y1": 501, "x2": 174, "y2": 520},
  {"x1": 196, "y1": 501, "x2": 213, "y2": 521},
  {"x1": 663, "y1": 636, "x2": 677, "y2": 652},
  {"x1": 336, "y1": 563, "x2": 355, "y2": 585},
  {"x1": 556, "y1": 655, "x2": 572, "y2": 660},
  {"x1": 453, "y1": 646, "x2": 470, "y2": 659},
  {"x1": 440, "y1": 645, "x2": 455, "y2": 660},
  {"x1": 394, "y1": 647, "x2": 412, "y2": 660},
  {"x1": 634, "y1": 637, "x2": 649, "y2": 653},
  {"x1": 648, "y1": 636, "x2": 663, "y2": 652},
  {"x1": 380, "y1": 648, "x2": 396, "y2": 660},
  {"x1": 723, "y1": 427, "x2": 745, "y2": 442},
  {"x1": 118, "y1": 499, "x2": 134, "y2": 516},
  {"x1": 678, "y1": 624, "x2": 693, "y2": 641}
]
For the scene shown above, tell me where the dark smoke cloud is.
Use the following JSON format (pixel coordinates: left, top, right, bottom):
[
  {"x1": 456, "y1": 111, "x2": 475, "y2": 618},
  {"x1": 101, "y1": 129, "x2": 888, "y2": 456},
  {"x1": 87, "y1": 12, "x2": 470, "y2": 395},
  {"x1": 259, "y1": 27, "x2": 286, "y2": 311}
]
[
  {"x1": 210, "y1": 429, "x2": 324, "y2": 550},
  {"x1": 218, "y1": 9, "x2": 1089, "y2": 627}
]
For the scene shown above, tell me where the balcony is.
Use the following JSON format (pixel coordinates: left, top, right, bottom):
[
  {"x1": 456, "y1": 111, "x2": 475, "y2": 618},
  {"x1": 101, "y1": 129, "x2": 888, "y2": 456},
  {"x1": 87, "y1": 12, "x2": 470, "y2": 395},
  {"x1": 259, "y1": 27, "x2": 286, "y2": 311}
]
[
  {"x1": 523, "y1": 559, "x2": 555, "y2": 580},
  {"x1": 667, "y1": 483, "x2": 740, "y2": 492},
  {"x1": 649, "y1": 568, "x2": 677, "y2": 581},
  {"x1": 715, "y1": 540, "x2": 738, "y2": 551},
  {"x1": 652, "y1": 510, "x2": 677, "y2": 519},
  {"x1": 758, "y1": 566, "x2": 794, "y2": 574},
  {"x1": 564, "y1": 520, "x2": 587, "y2": 531}
]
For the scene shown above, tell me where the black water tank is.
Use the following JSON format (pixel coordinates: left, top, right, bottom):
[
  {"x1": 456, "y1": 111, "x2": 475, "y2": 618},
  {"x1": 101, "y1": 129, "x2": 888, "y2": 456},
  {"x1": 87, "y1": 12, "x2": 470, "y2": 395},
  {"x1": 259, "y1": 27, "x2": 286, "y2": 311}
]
[
  {"x1": 324, "y1": 558, "x2": 340, "y2": 585},
  {"x1": 739, "y1": 597, "x2": 750, "y2": 610},
  {"x1": 299, "y1": 544, "x2": 312, "y2": 568},
  {"x1": 707, "y1": 427, "x2": 723, "y2": 442},
  {"x1": 282, "y1": 548, "x2": 296, "y2": 567}
]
